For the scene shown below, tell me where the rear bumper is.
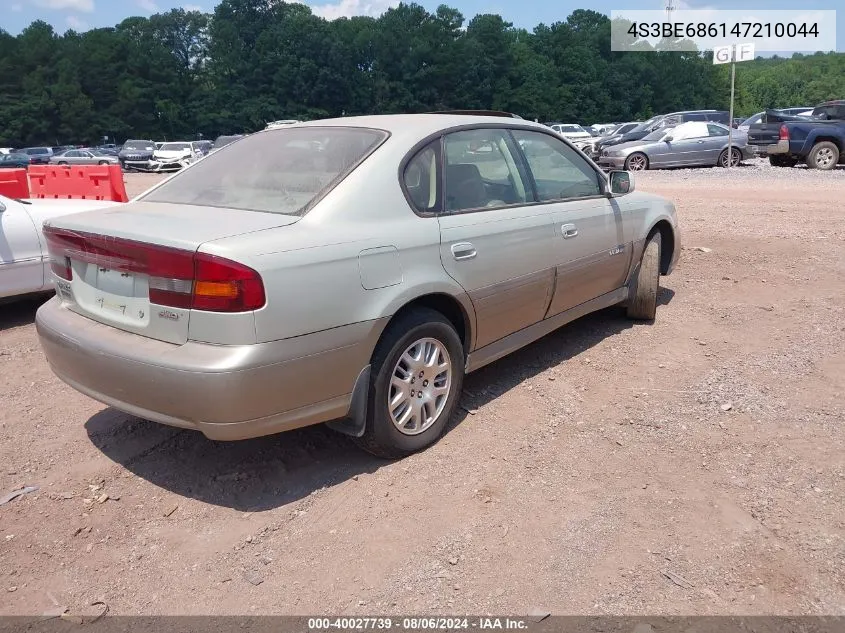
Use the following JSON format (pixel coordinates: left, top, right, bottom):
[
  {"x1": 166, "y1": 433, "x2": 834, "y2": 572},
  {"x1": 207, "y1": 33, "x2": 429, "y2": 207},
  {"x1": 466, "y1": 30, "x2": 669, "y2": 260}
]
[
  {"x1": 750, "y1": 140, "x2": 790, "y2": 156},
  {"x1": 36, "y1": 298, "x2": 385, "y2": 440}
]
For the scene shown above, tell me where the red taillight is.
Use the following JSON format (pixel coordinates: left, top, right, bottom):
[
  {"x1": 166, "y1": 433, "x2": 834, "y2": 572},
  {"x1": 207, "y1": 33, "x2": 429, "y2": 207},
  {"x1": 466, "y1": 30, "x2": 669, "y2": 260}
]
[
  {"x1": 42, "y1": 226, "x2": 265, "y2": 312},
  {"x1": 779, "y1": 125, "x2": 789, "y2": 140}
]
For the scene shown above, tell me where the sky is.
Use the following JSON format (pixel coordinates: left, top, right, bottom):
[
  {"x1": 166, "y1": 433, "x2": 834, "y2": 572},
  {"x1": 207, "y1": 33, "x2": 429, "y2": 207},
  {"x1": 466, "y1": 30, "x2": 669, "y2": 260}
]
[{"x1": 1, "y1": 0, "x2": 842, "y2": 53}]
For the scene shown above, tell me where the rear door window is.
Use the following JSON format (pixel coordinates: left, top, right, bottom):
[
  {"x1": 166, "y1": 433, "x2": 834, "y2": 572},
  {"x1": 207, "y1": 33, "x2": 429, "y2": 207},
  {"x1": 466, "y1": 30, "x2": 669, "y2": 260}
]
[
  {"x1": 707, "y1": 124, "x2": 729, "y2": 137},
  {"x1": 442, "y1": 129, "x2": 529, "y2": 213}
]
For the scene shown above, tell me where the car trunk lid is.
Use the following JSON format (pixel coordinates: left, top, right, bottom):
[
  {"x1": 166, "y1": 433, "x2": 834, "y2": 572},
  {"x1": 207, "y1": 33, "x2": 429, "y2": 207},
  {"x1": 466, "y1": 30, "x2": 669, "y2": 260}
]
[{"x1": 43, "y1": 202, "x2": 298, "y2": 344}]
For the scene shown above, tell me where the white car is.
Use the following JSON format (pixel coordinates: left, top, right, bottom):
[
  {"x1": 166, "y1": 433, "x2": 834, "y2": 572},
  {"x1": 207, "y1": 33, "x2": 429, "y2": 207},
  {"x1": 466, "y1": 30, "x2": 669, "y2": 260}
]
[
  {"x1": 548, "y1": 124, "x2": 593, "y2": 141},
  {"x1": 0, "y1": 195, "x2": 120, "y2": 300},
  {"x1": 0, "y1": 148, "x2": 13, "y2": 155},
  {"x1": 150, "y1": 142, "x2": 204, "y2": 172},
  {"x1": 153, "y1": 141, "x2": 202, "y2": 162}
]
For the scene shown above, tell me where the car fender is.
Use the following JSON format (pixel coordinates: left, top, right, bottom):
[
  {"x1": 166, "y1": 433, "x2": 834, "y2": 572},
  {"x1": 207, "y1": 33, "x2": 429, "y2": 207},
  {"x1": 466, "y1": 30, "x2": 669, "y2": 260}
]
[
  {"x1": 615, "y1": 191, "x2": 679, "y2": 276},
  {"x1": 800, "y1": 128, "x2": 845, "y2": 154}
]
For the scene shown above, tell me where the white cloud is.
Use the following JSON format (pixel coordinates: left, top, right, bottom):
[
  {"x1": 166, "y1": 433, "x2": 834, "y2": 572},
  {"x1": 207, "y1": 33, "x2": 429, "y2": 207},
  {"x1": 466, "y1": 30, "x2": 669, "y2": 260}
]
[
  {"x1": 183, "y1": 3, "x2": 203, "y2": 11},
  {"x1": 309, "y1": 0, "x2": 397, "y2": 20},
  {"x1": 31, "y1": 0, "x2": 94, "y2": 12},
  {"x1": 65, "y1": 14, "x2": 88, "y2": 29},
  {"x1": 135, "y1": 0, "x2": 159, "y2": 12}
]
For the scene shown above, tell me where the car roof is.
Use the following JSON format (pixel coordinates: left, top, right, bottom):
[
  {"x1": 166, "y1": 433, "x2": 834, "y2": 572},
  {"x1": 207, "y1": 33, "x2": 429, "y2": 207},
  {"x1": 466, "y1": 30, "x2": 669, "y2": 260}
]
[
  {"x1": 293, "y1": 113, "x2": 549, "y2": 138},
  {"x1": 668, "y1": 109, "x2": 722, "y2": 114}
]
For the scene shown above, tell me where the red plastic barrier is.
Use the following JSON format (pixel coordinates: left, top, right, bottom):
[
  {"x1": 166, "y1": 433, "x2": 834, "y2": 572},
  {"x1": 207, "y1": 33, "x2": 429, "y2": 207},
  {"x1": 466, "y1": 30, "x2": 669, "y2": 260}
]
[
  {"x1": 28, "y1": 164, "x2": 128, "y2": 203},
  {"x1": 0, "y1": 168, "x2": 30, "y2": 199}
]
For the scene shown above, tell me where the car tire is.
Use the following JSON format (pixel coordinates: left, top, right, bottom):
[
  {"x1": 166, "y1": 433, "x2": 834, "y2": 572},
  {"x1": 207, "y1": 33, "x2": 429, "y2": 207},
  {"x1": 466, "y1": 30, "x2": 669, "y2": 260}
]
[
  {"x1": 354, "y1": 307, "x2": 465, "y2": 459},
  {"x1": 805, "y1": 141, "x2": 839, "y2": 170},
  {"x1": 57, "y1": 161, "x2": 68, "y2": 165},
  {"x1": 98, "y1": 161, "x2": 110, "y2": 165},
  {"x1": 718, "y1": 148, "x2": 741, "y2": 167},
  {"x1": 626, "y1": 231, "x2": 662, "y2": 321},
  {"x1": 769, "y1": 155, "x2": 797, "y2": 168},
  {"x1": 624, "y1": 152, "x2": 648, "y2": 171}
]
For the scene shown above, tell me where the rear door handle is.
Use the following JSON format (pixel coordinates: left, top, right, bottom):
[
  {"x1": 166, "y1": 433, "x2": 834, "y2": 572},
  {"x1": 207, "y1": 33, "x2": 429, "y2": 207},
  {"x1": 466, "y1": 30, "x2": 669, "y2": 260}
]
[
  {"x1": 451, "y1": 242, "x2": 477, "y2": 260},
  {"x1": 561, "y1": 224, "x2": 578, "y2": 239}
]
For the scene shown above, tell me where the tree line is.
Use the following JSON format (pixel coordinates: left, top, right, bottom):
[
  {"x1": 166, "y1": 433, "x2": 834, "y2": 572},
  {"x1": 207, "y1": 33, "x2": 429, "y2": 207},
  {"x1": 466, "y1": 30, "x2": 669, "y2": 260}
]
[{"x1": 0, "y1": 0, "x2": 842, "y2": 147}]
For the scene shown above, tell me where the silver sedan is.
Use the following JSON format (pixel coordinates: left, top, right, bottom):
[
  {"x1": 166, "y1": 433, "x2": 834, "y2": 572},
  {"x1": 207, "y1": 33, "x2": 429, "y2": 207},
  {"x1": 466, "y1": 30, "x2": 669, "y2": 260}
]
[
  {"x1": 50, "y1": 148, "x2": 120, "y2": 166},
  {"x1": 598, "y1": 121, "x2": 755, "y2": 171},
  {"x1": 36, "y1": 114, "x2": 681, "y2": 458}
]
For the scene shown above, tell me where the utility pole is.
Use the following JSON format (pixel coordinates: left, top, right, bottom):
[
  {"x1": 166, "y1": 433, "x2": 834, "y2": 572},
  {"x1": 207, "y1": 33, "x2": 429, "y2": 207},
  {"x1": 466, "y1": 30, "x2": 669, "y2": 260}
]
[{"x1": 728, "y1": 50, "x2": 736, "y2": 168}]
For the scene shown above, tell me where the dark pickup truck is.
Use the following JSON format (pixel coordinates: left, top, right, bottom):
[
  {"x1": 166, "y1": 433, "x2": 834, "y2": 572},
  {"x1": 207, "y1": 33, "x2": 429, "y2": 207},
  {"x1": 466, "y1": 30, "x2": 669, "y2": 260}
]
[{"x1": 748, "y1": 100, "x2": 845, "y2": 170}]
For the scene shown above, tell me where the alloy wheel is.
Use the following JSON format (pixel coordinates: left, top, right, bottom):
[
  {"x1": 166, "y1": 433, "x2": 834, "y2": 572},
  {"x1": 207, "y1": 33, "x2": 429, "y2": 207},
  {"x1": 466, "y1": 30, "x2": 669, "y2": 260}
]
[{"x1": 387, "y1": 338, "x2": 452, "y2": 435}]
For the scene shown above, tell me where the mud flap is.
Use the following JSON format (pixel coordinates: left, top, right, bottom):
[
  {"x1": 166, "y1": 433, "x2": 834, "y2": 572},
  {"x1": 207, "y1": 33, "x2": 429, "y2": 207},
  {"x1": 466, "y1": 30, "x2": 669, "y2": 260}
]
[{"x1": 326, "y1": 365, "x2": 370, "y2": 438}]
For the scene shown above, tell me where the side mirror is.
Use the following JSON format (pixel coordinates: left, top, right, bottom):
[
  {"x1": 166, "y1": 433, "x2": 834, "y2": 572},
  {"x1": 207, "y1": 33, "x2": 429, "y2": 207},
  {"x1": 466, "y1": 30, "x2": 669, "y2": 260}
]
[
  {"x1": 608, "y1": 170, "x2": 634, "y2": 195},
  {"x1": 663, "y1": 135, "x2": 674, "y2": 142}
]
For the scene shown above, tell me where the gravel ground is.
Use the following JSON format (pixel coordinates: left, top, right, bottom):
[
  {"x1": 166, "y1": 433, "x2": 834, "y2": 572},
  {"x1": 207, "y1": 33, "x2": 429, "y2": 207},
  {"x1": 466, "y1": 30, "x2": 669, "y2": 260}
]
[{"x1": 1, "y1": 159, "x2": 843, "y2": 617}]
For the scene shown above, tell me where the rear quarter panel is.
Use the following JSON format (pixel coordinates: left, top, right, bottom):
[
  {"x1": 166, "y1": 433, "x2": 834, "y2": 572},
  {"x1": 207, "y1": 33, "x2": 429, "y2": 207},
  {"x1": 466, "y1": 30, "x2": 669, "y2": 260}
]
[
  {"x1": 800, "y1": 124, "x2": 845, "y2": 154},
  {"x1": 200, "y1": 148, "x2": 471, "y2": 346}
]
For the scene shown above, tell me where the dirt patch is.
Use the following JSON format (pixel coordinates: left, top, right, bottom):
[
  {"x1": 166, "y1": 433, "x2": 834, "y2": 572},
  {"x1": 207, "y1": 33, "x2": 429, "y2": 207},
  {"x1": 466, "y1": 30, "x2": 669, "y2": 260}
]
[{"x1": 1, "y1": 163, "x2": 843, "y2": 615}]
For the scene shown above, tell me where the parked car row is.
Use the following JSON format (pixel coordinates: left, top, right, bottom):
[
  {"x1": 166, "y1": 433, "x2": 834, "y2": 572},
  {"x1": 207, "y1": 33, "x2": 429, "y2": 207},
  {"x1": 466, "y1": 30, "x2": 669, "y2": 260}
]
[
  {"x1": 1, "y1": 136, "x2": 247, "y2": 173},
  {"x1": 597, "y1": 121, "x2": 753, "y2": 170},
  {"x1": 542, "y1": 110, "x2": 756, "y2": 171}
]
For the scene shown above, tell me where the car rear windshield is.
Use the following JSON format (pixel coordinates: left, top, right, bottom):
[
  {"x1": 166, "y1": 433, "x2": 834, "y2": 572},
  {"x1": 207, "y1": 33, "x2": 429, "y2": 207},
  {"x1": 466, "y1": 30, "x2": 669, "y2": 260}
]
[
  {"x1": 142, "y1": 127, "x2": 387, "y2": 215},
  {"x1": 25, "y1": 148, "x2": 49, "y2": 155},
  {"x1": 213, "y1": 136, "x2": 242, "y2": 149}
]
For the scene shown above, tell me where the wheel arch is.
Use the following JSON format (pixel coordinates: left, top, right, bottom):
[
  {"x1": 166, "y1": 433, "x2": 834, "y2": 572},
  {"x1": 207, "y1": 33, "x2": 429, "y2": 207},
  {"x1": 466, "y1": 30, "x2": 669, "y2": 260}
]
[
  {"x1": 378, "y1": 292, "x2": 474, "y2": 358},
  {"x1": 647, "y1": 219, "x2": 675, "y2": 275},
  {"x1": 330, "y1": 291, "x2": 473, "y2": 442},
  {"x1": 806, "y1": 134, "x2": 843, "y2": 151},
  {"x1": 801, "y1": 134, "x2": 843, "y2": 158}
]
